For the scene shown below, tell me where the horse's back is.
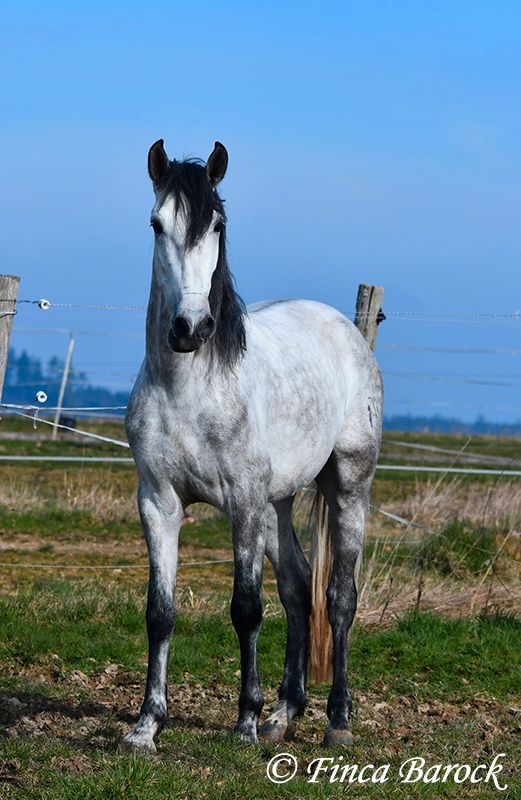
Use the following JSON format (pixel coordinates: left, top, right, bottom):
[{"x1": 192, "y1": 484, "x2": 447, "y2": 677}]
[
  {"x1": 248, "y1": 298, "x2": 370, "y2": 353},
  {"x1": 247, "y1": 299, "x2": 381, "y2": 403},
  {"x1": 244, "y1": 300, "x2": 383, "y2": 498}
]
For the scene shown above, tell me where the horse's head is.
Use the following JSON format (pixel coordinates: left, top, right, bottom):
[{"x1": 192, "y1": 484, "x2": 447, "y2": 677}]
[{"x1": 148, "y1": 139, "x2": 228, "y2": 353}]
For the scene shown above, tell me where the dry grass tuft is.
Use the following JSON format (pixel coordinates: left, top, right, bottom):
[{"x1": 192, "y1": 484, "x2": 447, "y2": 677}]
[
  {"x1": 59, "y1": 473, "x2": 137, "y2": 522},
  {"x1": 356, "y1": 479, "x2": 521, "y2": 625},
  {"x1": 385, "y1": 478, "x2": 521, "y2": 531},
  {"x1": 357, "y1": 571, "x2": 521, "y2": 627},
  {"x1": 0, "y1": 472, "x2": 138, "y2": 522},
  {"x1": 0, "y1": 479, "x2": 41, "y2": 513}
]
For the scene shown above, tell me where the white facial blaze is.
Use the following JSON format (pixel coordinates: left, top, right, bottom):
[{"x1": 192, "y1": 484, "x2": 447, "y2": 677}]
[{"x1": 152, "y1": 195, "x2": 220, "y2": 326}]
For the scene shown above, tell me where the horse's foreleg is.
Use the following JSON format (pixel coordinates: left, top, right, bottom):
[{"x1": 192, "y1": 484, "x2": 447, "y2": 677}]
[
  {"x1": 259, "y1": 499, "x2": 311, "y2": 742},
  {"x1": 230, "y1": 502, "x2": 267, "y2": 743},
  {"x1": 120, "y1": 483, "x2": 183, "y2": 753}
]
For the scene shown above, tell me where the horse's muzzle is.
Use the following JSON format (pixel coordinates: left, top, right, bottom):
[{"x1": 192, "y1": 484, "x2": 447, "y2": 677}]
[{"x1": 168, "y1": 314, "x2": 216, "y2": 353}]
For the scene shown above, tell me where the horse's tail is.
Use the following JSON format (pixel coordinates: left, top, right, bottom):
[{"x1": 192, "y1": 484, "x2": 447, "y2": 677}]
[
  {"x1": 308, "y1": 490, "x2": 362, "y2": 684},
  {"x1": 309, "y1": 491, "x2": 333, "y2": 684}
]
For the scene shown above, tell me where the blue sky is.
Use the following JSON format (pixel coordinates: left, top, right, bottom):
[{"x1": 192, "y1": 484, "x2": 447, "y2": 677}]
[{"x1": 1, "y1": 1, "x2": 520, "y2": 420}]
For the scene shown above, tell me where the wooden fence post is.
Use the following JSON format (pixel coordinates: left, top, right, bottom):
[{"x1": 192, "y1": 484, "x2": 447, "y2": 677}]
[
  {"x1": 0, "y1": 275, "x2": 20, "y2": 404},
  {"x1": 354, "y1": 283, "x2": 384, "y2": 350}
]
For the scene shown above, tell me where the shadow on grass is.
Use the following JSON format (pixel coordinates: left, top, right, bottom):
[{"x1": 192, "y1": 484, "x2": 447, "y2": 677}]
[{"x1": 0, "y1": 685, "x2": 231, "y2": 754}]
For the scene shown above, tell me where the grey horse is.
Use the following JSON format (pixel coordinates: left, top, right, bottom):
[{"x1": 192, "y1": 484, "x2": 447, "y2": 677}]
[{"x1": 121, "y1": 139, "x2": 383, "y2": 753}]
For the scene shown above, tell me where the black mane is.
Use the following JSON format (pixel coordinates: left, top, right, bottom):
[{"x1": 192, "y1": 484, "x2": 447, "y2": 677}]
[{"x1": 156, "y1": 159, "x2": 246, "y2": 367}]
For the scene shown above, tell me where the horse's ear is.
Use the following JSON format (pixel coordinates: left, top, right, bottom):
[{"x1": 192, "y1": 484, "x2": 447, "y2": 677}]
[
  {"x1": 206, "y1": 141, "x2": 228, "y2": 187},
  {"x1": 148, "y1": 139, "x2": 170, "y2": 183}
]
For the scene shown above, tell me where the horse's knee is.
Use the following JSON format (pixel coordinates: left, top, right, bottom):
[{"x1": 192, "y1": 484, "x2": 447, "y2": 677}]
[
  {"x1": 146, "y1": 595, "x2": 176, "y2": 643},
  {"x1": 230, "y1": 589, "x2": 262, "y2": 636},
  {"x1": 279, "y1": 570, "x2": 311, "y2": 619},
  {"x1": 326, "y1": 553, "x2": 359, "y2": 628}
]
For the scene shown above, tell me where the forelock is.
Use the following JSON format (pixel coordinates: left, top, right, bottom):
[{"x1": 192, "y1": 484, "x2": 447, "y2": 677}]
[{"x1": 156, "y1": 159, "x2": 225, "y2": 247}]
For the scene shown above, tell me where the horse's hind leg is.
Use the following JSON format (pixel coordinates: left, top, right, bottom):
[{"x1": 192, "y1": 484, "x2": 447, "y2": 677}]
[
  {"x1": 259, "y1": 498, "x2": 311, "y2": 742},
  {"x1": 317, "y1": 452, "x2": 374, "y2": 747}
]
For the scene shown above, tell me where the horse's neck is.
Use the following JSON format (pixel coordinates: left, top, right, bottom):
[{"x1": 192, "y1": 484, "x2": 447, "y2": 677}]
[{"x1": 144, "y1": 280, "x2": 167, "y2": 377}]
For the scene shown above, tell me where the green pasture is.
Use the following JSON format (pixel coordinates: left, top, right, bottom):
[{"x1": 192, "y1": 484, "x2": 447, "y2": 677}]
[
  {"x1": 0, "y1": 420, "x2": 519, "y2": 798},
  {"x1": 0, "y1": 578, "x2": 519, "y2": 799}
]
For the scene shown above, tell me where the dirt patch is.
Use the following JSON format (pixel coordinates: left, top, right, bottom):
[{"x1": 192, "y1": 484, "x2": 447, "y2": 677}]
[{"x1": 0, "y1": 682, "x2": 518, "y2": 757}]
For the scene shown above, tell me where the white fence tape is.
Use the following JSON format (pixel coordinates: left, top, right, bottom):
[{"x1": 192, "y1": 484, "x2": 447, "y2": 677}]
[
  {"x1": 7, "y1": 410, "x2": 130, "y2": 448},
  {"x1": 0, "y1": 455, "x2": 133, "y2": 463},
  {"x1": 0, "y1": 453, "x2": 520, "y2": 476},
  {"x1": 383, "y1": 438, "x2": 521, "y2": 467}
]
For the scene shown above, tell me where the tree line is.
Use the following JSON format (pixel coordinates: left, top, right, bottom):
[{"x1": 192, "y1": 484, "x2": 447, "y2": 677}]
[{"x1": 4, "y1": 347, "x2": 129, "y2": 412}]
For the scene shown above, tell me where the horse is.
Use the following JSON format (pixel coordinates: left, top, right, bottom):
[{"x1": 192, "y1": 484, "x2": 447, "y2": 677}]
[{"x1": 121, "y1": 138, "x2": 383, "y2": 753}]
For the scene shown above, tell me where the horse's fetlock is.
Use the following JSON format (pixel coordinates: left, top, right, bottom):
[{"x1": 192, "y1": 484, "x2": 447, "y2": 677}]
[
  {"x1": 284, "y1": 689, "x2": 307, "y2": 715},
  {"x1": 327, "y1": 685, "x2": 352, "y2": 725},
  {"x1": 239, "y1": 689, "x2": 264, "y2": 717}
]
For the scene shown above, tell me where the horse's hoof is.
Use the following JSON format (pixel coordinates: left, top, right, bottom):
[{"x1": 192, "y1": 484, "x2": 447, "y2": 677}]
[
  {"x1": 258, "y1": 719, "x2": 295, "y2": 742},
  {"x1": 322, "y1": 726, "x2": 354, "y2": 747},
  {"x1": 258, "y1": 718, "x2": 286, "y2": 742},
  {"x1": 118, "y1": 733, "x2": 157, "y2": 755}
]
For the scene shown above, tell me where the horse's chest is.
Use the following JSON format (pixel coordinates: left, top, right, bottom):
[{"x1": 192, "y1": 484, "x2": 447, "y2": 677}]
[{"x1": 132, "y1": 400, "x2": 251, "y2": 506}]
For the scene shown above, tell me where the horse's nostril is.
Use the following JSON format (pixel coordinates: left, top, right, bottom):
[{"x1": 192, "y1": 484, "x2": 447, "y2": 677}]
[
  {"x1": 171, "y1": 315, "x2": 192, "y2": 339},
  {"x1": 196, "y1": 315, "x2": 216, "y2": 341}
]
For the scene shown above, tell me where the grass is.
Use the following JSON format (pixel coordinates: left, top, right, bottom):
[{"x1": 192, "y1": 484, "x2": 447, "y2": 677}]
[
  {"x1": 5, "y1": 734, "x2": 513, "y2": 800},
  {"x1": 0, "y1": 508, "x2": 142, "y2": 542},
  {"x1": 353, "y1": 609, "x2": 521, "y2": 700},
  {"x1": 416, "y1": 520, "x2": 497, "y2": 576},
  {"x1": 365, "y1": 520, "x2": 499, "y2": 578},
  {"x1": 0, "y1": 423, "x2": 520, "y2": 797},
  {"x1": 381, "y1": 430, "x2": 521, "y2": 461},
  {"x1": 0, "y1": 579, "x2": 519, "y2": 798},
  {"x1": 0, "y1": 579, "x2": 519, "y2": 701}
]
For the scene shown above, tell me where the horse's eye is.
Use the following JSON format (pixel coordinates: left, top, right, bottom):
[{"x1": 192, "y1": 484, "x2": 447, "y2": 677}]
[
  {"x1": 150, "y1": 219, "x2": 163, "y2": 235},
  {"x1": 214, "y1": 220, "x2": 224, "y2": 234}
]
